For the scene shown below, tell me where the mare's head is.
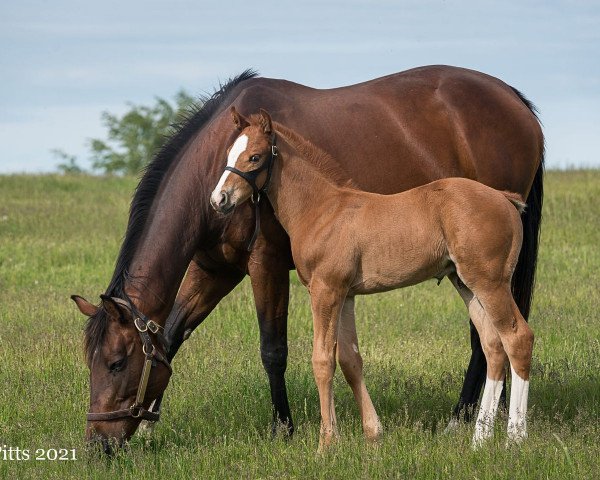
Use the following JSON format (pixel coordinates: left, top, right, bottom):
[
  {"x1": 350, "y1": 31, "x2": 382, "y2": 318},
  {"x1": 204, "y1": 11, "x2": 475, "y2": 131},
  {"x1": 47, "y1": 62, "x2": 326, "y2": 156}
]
[
  {"x1": 72, "y1": 295, "x2": 172, "y2": 454},
  {"x1": 210, "y1": 107, "x2": 275, "y2": 214}
]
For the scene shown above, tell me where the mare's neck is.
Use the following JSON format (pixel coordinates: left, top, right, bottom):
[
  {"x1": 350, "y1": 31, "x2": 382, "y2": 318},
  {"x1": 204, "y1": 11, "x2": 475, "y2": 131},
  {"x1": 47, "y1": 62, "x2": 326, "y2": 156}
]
[
  {"x1": 267, "y1": 126, "x2": 348, "y2": 237},
  {"x1": 119, "y1": 132, "x2": 229, "y2": 324}
]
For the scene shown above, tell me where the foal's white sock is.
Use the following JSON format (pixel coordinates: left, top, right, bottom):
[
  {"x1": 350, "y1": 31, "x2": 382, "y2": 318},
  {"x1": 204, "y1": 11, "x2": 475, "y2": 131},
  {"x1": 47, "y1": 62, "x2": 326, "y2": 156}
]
[
  {"x1": 507, "y1": 365, "x2": 529, "y2": 442},
  {"x1": 472, "y1": 377, "x2": 504, "y2": 447}
]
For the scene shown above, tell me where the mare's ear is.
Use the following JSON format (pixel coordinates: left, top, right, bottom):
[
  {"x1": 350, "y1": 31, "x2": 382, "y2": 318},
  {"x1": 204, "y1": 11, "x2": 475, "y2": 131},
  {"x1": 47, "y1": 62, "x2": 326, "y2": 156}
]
[
  {"x1": 99, "y1": 294, "x2": 130, "y2": 323},
  {"x1": 230, "y1": 106, "x2": 250, "y2": 131},
  {"x1": 258, "y1": 108, "x2": 272, "y2": 135},
  {"x1": 71, "y1": 295, "x2": 99, "y2": 317}
]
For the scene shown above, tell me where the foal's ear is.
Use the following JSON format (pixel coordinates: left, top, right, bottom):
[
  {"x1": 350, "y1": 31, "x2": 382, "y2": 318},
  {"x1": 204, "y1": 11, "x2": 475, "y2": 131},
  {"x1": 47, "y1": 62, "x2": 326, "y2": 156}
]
[
  {"x1": 258, "y1": 108, "x2": 272, "y2": 135},
  {"x1": 71, "y1": 295, "x2": 99, "y2": 317},
  {"x1": 99, "y1": 294, "x2": 130, "y2": 323},
  {"x1": 230, "y1": 106, "x2": 250, "y2": 131}
]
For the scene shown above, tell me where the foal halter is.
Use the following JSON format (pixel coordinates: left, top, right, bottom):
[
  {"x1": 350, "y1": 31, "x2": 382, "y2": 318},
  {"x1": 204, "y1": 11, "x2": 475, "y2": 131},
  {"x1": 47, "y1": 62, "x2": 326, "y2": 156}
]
[
  {"x1": 223, "y1": 136, "x2": 278, "y2": 251},
  {"x1": 86, "y1": 297, "x2": 172, "y2": 423}
]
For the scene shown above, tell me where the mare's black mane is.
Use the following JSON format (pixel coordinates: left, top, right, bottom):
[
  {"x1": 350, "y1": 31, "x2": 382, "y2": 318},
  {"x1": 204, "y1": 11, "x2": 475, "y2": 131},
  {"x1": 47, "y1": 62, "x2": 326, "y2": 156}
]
[{"x1": 84, "y1": 69, "x2": 258, "y2": 364}]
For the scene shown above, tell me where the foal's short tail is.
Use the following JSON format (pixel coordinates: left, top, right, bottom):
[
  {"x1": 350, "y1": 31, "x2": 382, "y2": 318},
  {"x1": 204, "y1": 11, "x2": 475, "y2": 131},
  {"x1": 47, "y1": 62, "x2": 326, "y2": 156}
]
[{"x1": 501, "y1": 191, "x2": 527, "y2": 214}]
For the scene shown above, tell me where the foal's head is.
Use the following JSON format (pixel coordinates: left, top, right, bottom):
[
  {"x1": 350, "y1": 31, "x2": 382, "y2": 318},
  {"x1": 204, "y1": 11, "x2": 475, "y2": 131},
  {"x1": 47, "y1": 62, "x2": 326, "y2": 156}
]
[
  {"x1": 72, "y1": 295, "x2": 171, "y2": 454},
  {"x1": 210, "y1": 107, "x2": 275, "y2": 214}
]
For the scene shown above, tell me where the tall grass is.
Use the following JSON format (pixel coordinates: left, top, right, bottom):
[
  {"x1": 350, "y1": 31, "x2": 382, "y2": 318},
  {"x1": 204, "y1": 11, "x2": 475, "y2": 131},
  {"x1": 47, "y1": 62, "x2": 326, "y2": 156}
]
[{"x1": 0, "y1": 171, "x2": 598, "y2": 479}]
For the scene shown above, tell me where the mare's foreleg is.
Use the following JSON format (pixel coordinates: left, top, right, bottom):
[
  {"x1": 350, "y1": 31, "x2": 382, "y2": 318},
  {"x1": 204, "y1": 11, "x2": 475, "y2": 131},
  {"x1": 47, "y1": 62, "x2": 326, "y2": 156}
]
[
  {"x1": 310, "y1": 280, "x2": 346, "y2": 452},
  {"x1": 164, "y1": 256, "x2": 245, "y2": 358},
  {"x1": 140, "y1": 257, "x2": 244, "y2": 432},
  {"x1": 336, "y1": 297, "x2": 382, "y2": 442},
  {"x1": 248, "y1": 249, "x2": 294, "y2": 436}
]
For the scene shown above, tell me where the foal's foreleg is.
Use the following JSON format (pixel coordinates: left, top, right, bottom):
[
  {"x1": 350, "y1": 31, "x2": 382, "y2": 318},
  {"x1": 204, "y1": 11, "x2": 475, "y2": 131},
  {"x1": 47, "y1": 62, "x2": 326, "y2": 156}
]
[
  {"x1": 336, "y1": 297, "x2": 382, "y2": 442},
  {"x1": 310, "y1": 281, "x2": 346, "y2": 451}
]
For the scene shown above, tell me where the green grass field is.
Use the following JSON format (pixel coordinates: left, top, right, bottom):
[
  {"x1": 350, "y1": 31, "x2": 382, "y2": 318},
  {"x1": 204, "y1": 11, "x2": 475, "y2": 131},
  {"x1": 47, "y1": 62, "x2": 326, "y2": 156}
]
[{"x1": 0, "y1": 171, "x2": 599, "y2": 479}]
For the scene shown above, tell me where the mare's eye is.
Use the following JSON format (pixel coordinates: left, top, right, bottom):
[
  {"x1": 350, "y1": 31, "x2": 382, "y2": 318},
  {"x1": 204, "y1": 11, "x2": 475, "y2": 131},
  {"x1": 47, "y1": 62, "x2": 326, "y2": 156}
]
[
  {"x1": 109, "y1": 358, "x2": 126, "y2": 373},
  {"x1": 250, "y1": 154, "x2": 260, "y2": 163}
]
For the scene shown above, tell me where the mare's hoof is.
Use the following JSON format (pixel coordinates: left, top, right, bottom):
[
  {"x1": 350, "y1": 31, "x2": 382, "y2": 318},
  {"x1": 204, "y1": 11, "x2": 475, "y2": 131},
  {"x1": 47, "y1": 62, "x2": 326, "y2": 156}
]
[
  {"x1": 137, "y1": 420, "x2": 157, "y2": 438},
  {"x1": 271, "y1": 419, "x2": 294, "y2": 439}
]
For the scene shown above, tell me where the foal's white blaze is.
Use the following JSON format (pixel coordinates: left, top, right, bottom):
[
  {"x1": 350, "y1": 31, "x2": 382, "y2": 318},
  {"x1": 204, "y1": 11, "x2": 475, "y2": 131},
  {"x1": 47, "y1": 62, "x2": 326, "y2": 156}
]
[
  {"x1": 472, "y1": 377, "x2": 503, "y2": 447},
  {"x1": 507, "y1": 365, "x2": 529, "y2": 442},
  {"x1": 210, "y1": 134, "x2": 248, "y2": 204}
]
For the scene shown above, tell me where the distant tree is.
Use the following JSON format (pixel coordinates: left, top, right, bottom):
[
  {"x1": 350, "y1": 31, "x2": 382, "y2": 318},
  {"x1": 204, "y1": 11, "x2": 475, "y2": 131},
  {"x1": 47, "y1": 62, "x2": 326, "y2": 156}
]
[
  {"x1": 54, "y1": 90, "x2": 198, "y2": 175},
  {"x1": 53, "y1": 149, "x2": 85, "y2": 174}
]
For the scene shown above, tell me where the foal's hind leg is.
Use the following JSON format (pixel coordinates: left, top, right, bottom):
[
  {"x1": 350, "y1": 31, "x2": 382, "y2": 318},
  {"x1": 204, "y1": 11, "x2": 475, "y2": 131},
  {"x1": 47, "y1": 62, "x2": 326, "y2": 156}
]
[
  {"x1": 337, "y1": 297, "x2": 382, "y2": 442},
  {"x1": 454, "y1": 276, "x2": 534, "y2": 445},
  {"x1": 477, "y1": 292, "x2": 533, "y2": 443},
  {"x1": 449, "y1": 274, "x2": 507, "y2": 446}
]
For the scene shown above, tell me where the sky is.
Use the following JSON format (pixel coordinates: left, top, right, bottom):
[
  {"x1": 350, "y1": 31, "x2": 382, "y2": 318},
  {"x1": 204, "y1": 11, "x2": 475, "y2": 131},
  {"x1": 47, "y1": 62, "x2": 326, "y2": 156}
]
[{"x1": 1, "y1": 0, "x2": 599, "y2": 173}]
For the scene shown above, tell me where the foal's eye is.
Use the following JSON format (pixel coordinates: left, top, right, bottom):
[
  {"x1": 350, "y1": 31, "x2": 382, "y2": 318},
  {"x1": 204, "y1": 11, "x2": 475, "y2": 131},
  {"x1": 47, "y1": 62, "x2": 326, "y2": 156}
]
[
  {"x1": 109, "y1": 358, "x2": 126, "y2": 373},
  {"x1": 249, "y1": 154, "x2": 260, "y2": 163}
]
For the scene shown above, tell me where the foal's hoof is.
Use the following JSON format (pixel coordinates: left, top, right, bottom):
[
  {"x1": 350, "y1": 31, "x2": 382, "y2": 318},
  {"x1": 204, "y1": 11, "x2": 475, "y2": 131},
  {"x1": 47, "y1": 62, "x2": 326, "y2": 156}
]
[
  {"x1": 471, "y1": 435, "x2": 489, "y2": 450},
  {"x1": 364, "y1": 420, "x2": 383, "y2": 444},
  {"x1": 471, "y1": 420, "x2": 495, "y2": 449},
  {"x1": 507, "y1": 424, "x2": 528, "y2": 445},
  {"x1": 317, "y1": 430, "x2": 340, "y2": 454}
]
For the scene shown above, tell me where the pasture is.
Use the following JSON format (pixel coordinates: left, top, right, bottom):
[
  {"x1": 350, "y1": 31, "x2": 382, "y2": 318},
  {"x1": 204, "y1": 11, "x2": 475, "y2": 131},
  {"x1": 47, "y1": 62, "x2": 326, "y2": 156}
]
[{"x1": 0, "y1": 170, "x2": 598, "y2": 479}]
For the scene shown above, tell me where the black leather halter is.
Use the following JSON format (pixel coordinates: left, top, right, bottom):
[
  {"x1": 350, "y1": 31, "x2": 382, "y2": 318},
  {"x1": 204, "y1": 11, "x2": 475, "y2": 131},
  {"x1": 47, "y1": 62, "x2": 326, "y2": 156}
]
[
  {"x1": 86, "y1": 296, "x2": 172, "y2": 423},
  {"x1": 224, "y1": 137, "x2": 278, "y2": 251}
]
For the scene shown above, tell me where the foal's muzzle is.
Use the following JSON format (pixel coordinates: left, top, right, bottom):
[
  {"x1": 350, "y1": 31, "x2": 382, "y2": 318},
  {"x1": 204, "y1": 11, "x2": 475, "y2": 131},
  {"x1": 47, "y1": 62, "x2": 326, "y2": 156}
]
[{"x1": 210, "y1": 190, "x2": 235, "y2": 214}]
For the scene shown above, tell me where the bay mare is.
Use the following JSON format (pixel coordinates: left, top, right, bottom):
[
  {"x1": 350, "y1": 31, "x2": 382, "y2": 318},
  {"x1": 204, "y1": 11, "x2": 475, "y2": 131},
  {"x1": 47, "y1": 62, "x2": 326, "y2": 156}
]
[
  {"x1": 72, "y1": 66, "x2": 543, "y2": 452},
  {"x1": 211, "y1": 108, "x2": 534, "y2": 449}
]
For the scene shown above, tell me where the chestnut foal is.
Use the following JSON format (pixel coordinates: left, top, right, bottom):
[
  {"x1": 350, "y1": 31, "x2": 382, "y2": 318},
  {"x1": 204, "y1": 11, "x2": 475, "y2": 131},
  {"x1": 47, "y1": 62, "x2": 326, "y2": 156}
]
[{"x1": 210, "y1": 108, "x2": 534, "y2": 450}]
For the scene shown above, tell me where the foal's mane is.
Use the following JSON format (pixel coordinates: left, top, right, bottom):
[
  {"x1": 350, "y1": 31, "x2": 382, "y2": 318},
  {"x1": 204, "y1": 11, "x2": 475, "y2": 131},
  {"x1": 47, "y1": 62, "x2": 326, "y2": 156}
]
[
  {"x1": 262, "y1": 119, "x2": 356, "y2": 189},
  {"x1": 84, "y1": 69, "x2": 258, "y2": 365}
]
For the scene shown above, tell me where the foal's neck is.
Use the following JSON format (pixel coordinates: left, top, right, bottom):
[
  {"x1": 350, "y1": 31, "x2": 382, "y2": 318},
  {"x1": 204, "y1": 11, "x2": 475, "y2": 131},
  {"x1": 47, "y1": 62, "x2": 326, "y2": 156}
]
[{"x1": 267, "y1": 125, "x2": 354, "y2": 236}]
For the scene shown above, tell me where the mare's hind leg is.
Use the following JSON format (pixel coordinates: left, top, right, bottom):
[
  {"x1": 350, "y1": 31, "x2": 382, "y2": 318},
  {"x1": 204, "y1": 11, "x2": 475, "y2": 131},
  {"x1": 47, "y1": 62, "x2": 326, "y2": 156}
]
[
  {"x1": 336, "y1": 297, "x2": 382, "y2": 442},
  {"x1": 449, "y1": 274, "x2": 508, "y2": 446},
  {"x1": 309, "y1": 280, "x2": 347, "y2": 452}
]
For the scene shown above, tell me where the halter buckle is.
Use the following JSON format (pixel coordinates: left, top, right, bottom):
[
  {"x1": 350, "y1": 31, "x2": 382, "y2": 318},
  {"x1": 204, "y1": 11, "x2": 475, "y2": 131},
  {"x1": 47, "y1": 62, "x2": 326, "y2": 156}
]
[
  {"x1": 147, "y1": 320, "x2": 162, "y2": 334},
  {"x1": 134, "y1": 317, "x2": 147, "y2": 332},
  {"x1": 271, "y1": 145, "x2": 279, "y2": 157}
]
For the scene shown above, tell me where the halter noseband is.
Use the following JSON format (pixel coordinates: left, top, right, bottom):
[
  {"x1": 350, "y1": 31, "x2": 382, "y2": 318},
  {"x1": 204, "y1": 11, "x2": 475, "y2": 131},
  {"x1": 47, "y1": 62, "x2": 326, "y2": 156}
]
[
  {"x1": 86, "y1": 297, "x2": 172, "y2": 423},
  {"x1": 223, "y1": 137, "x2": 278, "y2": 251}
]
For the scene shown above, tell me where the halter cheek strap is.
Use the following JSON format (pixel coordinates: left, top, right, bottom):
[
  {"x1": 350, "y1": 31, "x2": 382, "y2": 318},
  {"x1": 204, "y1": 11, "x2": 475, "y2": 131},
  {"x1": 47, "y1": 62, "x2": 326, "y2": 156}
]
[
  {"x1": 86, "y1": 297, "x2": 172, "y2": 423},
  {"x1": 223, "y1": 139, "x2": 278, "y2": 251}
]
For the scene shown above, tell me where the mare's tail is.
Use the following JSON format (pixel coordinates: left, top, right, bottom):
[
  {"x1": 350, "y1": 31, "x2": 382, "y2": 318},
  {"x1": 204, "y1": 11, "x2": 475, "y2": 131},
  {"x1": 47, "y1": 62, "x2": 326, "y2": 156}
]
[{"x1": 508, "y1": 87, "x2": 545, "y2": 320}]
